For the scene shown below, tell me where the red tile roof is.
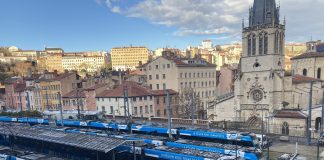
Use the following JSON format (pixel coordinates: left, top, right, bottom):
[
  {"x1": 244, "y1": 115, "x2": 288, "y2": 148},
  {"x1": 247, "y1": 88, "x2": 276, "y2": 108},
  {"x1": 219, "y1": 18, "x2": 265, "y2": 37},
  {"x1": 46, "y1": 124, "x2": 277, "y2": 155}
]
[
  {"x1": 292, "y1": 74, "x2": 321, "y2": 84},
  {"x1": 273, "y1": 110, "x2": 307, "y2": 119},
  {"x1": 14, "y1": 83, "x2": 26, "y2": 92},
  {"x1": 96, "y1": 81, "x2": 177, "y2": 98},
  {"x1": 62, "y1": 89, "x2": 85, "y2": 98}
]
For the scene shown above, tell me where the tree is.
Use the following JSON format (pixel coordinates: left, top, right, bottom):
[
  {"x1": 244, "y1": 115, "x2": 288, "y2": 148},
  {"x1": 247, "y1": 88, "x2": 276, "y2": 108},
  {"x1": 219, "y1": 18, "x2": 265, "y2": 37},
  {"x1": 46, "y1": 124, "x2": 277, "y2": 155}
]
[{"x1": 178, "y1": 88, "x2": 204, "y2": 120}]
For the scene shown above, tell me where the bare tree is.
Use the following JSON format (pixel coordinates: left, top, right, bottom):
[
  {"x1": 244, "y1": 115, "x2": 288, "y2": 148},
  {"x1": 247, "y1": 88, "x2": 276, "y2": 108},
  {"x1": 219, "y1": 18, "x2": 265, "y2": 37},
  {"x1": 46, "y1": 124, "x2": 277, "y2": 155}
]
[{"x1": 178, "y1": 88, "x2": 204, "y2": 119}]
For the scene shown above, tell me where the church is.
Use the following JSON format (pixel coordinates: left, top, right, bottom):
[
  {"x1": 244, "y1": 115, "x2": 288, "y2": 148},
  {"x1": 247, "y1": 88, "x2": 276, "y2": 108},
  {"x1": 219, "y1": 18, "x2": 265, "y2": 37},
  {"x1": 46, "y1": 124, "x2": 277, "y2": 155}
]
[{"x1": 210, "y1": 0, "x2": 324, "y2": 137}]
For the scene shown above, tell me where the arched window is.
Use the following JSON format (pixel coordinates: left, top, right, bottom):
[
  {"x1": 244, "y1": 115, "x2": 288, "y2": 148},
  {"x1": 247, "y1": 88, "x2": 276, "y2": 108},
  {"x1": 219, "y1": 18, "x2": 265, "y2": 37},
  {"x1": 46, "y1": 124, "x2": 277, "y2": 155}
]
[
  {"x1": 248, "y1": 35, "x2": 252, "y2": 56},
  {"x1": 252, "y1": 34, "x2": 256, "y2": 55},
  {"x1": 279, "y1": 33, "x2": 283, "y2": 55},
  {"x1": 259, "y1": 34, "x2": 264, "y2": 55},
  {"x1": 317, "y1": 68, "x2": 321, "y2": 79},
  {"x1": 282, "y1": 122, "x2": 289, "y2": 135},
  {"x1": 315, "y1": 117, "x2": 321, "y2": 131},
  {"x1": 274, "y1": 32, "x2": 279, "y2": 54},
  {"x1": 264, "y1": 33, "x2": 268, "y2": 54},
  {"x1": 303, "y1": 69, "x2": 307, "y2": 76}
]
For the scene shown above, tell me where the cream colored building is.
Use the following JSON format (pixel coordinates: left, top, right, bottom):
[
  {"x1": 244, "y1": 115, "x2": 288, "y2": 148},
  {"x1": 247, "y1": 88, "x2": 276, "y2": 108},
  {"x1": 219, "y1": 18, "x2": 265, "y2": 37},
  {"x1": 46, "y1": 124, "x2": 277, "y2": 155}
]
[
  {"x1": 111, "y1": 46, "x2": 149, "y2": 71},
  {"x1": 62, "y1": 52, "x2": 107, "y2": 73},
  {"x1": 145, "y1": 56, "x2": 217, "y2": 119}
]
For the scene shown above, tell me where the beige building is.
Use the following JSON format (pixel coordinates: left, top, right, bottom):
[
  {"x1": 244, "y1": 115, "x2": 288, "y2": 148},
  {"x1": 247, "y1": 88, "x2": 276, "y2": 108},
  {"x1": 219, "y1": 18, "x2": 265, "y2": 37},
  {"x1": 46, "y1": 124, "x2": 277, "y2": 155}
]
[
  {"x1": 111, "y1": 46, "x2": 149, "y2": 71},
  {"x1": 62, "y1": 52, "x2": 107, "y2": 73},
  {"x1": 145, "y1": 56, "x2": 217, "y2": 119},
  {"x1": 291, "y1": 41, "x2": 324, "y2": 80}
]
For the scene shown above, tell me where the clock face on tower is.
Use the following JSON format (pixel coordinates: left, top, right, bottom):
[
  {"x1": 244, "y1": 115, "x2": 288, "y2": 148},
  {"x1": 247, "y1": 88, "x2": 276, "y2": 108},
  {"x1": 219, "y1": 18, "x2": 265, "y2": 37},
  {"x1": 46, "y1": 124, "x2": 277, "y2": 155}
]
[{"x1": 251, "y1": 89, "x2": 263, "y2": 102}]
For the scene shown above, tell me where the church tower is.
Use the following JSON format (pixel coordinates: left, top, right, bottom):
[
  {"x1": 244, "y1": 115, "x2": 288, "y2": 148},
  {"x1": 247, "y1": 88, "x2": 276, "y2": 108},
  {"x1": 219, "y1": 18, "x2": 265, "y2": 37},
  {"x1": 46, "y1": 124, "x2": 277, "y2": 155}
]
[{"x1": 235, "y1": 0, "x2": 285, "y2": 121}]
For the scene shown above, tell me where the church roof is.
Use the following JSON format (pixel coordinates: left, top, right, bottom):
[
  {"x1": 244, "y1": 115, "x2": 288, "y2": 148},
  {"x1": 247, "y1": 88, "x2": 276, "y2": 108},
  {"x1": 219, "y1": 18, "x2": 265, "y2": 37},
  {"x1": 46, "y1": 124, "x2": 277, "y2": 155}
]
[
  {"x1": 249, "y1": 0, "x2": 280, "y2": 26},
  {"x1": 273, "y1": 110, "x2": 307, "y2": 119},
  {"x1": 292, "y1": 74, "x2": 321, "y2": 84}
]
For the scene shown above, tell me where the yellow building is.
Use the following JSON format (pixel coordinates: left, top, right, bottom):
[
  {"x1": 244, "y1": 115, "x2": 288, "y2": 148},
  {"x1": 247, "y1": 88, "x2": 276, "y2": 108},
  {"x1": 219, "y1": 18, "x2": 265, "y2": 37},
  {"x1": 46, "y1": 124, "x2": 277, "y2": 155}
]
[
  {"x1": 39, "y1": 72, "x2": 80, "y2": 111},
  {"x1": 111, "y1": 46, "x2": 149, "y2": 71},
  {"x1": 37, "y1": 53, "x2": 63, "y2": 73}
]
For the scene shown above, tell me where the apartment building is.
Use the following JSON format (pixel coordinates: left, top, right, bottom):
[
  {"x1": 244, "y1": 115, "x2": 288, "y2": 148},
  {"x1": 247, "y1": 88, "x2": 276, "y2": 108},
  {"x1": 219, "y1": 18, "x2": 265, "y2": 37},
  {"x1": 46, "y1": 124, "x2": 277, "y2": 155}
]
[
  {"x1": 111, "y1": 46, "x2": 149, "y2": 71},
  {"x1": 145, "y1": 56, "x2": 217, "y2": 118},
  {"x1": 96, "y1": 81, "x2": 177, "y2": 118}
]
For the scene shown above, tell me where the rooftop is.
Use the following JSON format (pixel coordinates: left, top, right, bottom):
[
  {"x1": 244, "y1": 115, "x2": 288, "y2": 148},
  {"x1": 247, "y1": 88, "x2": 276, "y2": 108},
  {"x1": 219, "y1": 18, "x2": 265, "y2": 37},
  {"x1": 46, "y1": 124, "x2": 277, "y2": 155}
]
[
  {"x1": 273, "y1": 110, "x2": 307, "y2": 119},
  {"x1": 96, "y1": 81, "x2": 177, "y2": 98},
  {"x1": 292, "y1": 74, "x2": 322, "y2": 84},
  {"x1": 0, "y1": 123, "x2": 126, "y2": 153}
]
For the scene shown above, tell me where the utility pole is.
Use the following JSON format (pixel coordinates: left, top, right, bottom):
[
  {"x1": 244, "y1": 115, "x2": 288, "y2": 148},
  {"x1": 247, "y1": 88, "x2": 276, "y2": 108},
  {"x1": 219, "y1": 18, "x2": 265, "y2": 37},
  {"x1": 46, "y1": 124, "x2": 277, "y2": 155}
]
[
  {"x1": 307, "y1": 81, "x2": 314, "y2": 145},
  {"x1": 166, "y1": 90, "x2": 172, "y2": 139},
  {"x1": 123, "y1": 86, "x2": 129, "y2": 122},
  {"x1": 77, "y1": 88, "x2": 81, "y2": 119},
  {"x1": 19, "y1": 92, "x2": 23, "y2": 111},
  {"x1": 321, "y1": 91, "x2": 324, "y2": 135},
  {"x1": 45, "y1": 86, "x2": 50, "y2": 110},
  {"x1": 261, "y1": 108, "x2": 264, "y2": 149},
  {"x1": 57, "y1": 92, "x2": 64, "y2": 127},
  {"x1": 191, "y1": 90, "x2": 195, "y2": 127}
]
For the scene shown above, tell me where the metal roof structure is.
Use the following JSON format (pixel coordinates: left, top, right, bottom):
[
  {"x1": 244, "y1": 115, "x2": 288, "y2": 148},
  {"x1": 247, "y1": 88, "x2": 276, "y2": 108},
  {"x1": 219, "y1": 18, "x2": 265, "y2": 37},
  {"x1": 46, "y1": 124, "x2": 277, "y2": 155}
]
[{"x1": 0, "y1": 123, "x2": 126, "y2": 153}]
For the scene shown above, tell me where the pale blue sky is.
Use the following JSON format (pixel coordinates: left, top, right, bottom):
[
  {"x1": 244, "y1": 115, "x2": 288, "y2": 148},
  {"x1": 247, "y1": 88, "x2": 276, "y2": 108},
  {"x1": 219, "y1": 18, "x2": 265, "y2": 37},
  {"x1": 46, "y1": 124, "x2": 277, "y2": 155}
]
[{"x1": 0, "y1": 0, "x2": 323, "y2": 51}]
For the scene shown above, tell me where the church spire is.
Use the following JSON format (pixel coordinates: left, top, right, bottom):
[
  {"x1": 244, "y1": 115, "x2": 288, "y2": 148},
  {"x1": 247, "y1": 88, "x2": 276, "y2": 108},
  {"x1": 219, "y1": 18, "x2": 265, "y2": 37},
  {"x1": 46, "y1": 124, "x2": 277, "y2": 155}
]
[{"x1": 249, "y1": 0, "x2": 280, "y2": 27}]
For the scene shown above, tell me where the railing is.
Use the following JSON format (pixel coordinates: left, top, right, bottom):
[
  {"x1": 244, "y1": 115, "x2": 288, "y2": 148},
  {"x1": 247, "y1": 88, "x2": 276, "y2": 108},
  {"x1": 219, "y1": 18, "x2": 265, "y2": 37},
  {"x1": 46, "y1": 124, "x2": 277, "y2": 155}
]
[{"x1": 208, "y1": 92, "x2": 235, "y2": 108}]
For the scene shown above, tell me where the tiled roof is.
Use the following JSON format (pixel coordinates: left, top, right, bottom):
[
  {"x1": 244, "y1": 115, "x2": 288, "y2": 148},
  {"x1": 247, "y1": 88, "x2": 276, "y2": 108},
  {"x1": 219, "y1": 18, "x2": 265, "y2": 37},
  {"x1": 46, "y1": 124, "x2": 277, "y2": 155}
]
[
  {"x1": 292, "y1": 74, "x2": 321, "y2": 84},
  {"x1": 63, "y1": 89, "x2": 85, "y2": 98},
  {"x1": 14, "y1": 83, "x2": 26, "y2": 92},
  {"x1": 96, "y1": 81, "x2": 151, "y2": 98},
  {"x1": 129, "y1": 70, "x2": 145, "y2": 76},
  {"x1": 84, "y1": 83, "x2": 108, "y2": 91},
  {"x1": 273, "y1": 110, "x2": 307, "y2": 119},
  {"x1": 163, "y1": 56, "x2": 216, "y2": 67},
  {"x1": 291, "y1": 52, "x2": 324, "y2": 60}
]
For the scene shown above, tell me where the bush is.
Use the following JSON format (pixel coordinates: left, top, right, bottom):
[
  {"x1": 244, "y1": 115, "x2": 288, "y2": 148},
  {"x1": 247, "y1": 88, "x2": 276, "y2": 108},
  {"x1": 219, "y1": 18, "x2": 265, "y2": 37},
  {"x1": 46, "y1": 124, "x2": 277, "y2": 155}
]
[{"x1": 0, "y1": 110, "x2": 42, "y2": 117}]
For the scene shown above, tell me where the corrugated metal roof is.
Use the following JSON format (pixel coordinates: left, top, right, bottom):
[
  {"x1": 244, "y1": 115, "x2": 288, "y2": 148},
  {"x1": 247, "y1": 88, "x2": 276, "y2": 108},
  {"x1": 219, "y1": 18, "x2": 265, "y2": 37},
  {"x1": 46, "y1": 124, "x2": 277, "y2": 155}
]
[{"x1": 0, "y1": 123, "x2": 126, "y2": 153}]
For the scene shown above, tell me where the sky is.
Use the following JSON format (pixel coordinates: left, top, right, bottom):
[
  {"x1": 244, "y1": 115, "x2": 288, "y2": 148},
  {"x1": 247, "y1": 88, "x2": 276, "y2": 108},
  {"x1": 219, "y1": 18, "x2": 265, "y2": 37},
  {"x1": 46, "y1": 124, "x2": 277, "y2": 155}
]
[{"x1": 0, "y1": 0, "x2": 323, "y2": 52}]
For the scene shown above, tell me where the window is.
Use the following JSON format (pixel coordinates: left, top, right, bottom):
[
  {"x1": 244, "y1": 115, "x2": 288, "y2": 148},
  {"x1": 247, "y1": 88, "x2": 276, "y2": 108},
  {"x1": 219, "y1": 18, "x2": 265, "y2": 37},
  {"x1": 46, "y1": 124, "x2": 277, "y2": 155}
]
[
  {"x1": 156, "y1": 97, "x2": 160, "y2": 104},
  {"x1": 140, "y1": 106, "x2": 143, "y2": 114},
  {"x1": 167, "y1": 64, "x2": 170, "y2": 68},
  {"x1": 150, "y1": 84, "x2": 152, "y2": 89},
  {"x1": 155, "y1": 65, "x2": 159, "y2": 69},
  {"x1": 150, "y1": 96, "x2": 152, "y2": 100},
  {"x1": 133, "y1": 97, "x2": 136, "y2": 101},
  {"x1": 282, "y1": 122, "x2": 289, "y2": 135},
  {"x1": 150, "y1": 105, "x2": 153, "y2": 112},
  {"x1": 163, "y1": 74, "x2": 166, "y2": 79},
  {"x1": 163, "y1": 83, "x2": 166, "y2": 90},
  {"x1": 264, "y1": 33, "x2": 268, "y2": 54},
  {"x1": 259, "y1": 34, "x2": 263, "y2": 55},
  {"x1": 163, "y1": 97, "x2": 166, "y2": 104},
  {"x1": 102, "y1": 106, "x2": 105, "y2": 112},
  {"x1": 139, "y1": 97, "x2": 142, "y2": 101},
  {"x1": 303, "y1": 69, "x2": 307, "y2": 76},
  {"x1": 317, "y1": 68, "x2": 321, "y2": 79},
  {"x1": 193, "y1": 73, "x2": 196, "y2": 78},
  {"x1": 180, "y1": 73, "x2": 183, "y2": 78},
  {"x1": 110, "y1": 106, "x2": 113, "y2": 114},
  {"x1": 164, "y1": 109, "x2": 167, "y2": 116},
  {"x1": 275, "y1": 32, "x2": 279, "y2": 54},
  {"x1": 157, "y1": 110, "x2": 161, "y2": 117},
  {"x1": 248, "y1": 35, "x2": 252, "y2": 56},
  {"x1": 189, "y1": 73, "x2": 191, "y2": 78},
  {"x1": 149, "y1": 75, "x2": 152, "y2": 80},
  {"x1": 180, "y1": 82, "x2": 183, "y2": 88},
  {"x1": 185, "y1": 73, "x2": 187, "y2": 78},
  {"x1": 252, "y1": 34, "x2": 256, "y2": 55},
  {"x1": 156, "y1": 74, "x2": 159, "y2": 80},
  {"x1": 156, "y1": 84, "x2": 159, "y2": 90},
  {"x1": 115, "y1": 98, "x2": 118, "y2": 102},
  {"x1": 134, "y1": 107, "x2": 138, "y2": 115},
  {"x1": 101, "y1": 98, "x2": 104, "y2": 101},
  {"x1": 145, "y1": 105, "x2": 148, "y2": 113}
]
